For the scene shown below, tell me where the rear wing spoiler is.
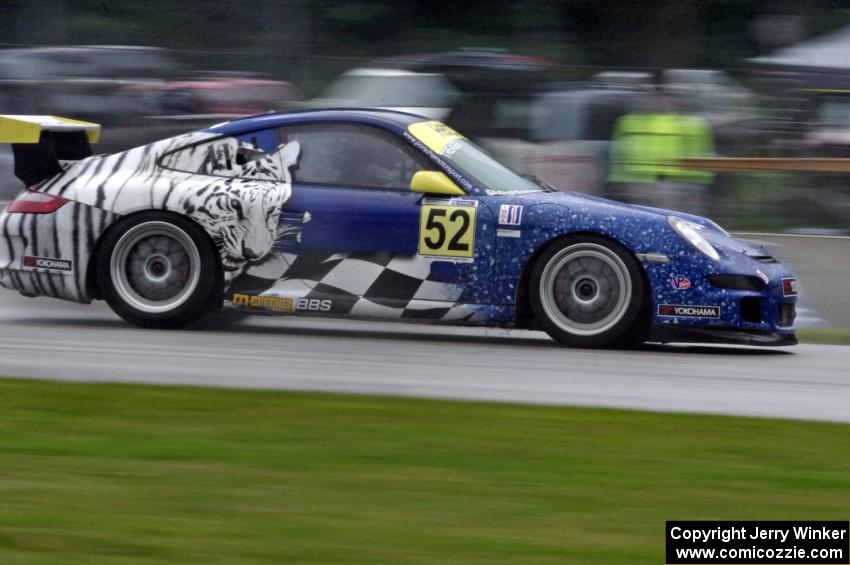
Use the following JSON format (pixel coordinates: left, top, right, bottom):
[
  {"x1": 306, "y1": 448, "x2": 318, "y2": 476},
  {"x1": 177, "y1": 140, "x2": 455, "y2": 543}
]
[{"x1": 0, "y1": 115, "x2": 101, "y2": 186}]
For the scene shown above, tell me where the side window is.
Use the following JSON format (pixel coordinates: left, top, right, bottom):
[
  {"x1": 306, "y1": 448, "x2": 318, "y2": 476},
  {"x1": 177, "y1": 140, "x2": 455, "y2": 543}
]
[
  {"x1": 160, "y1": 130, "x2": 287, "y2": 181},
  {"x1": 235, "y1": 128, "x2": 280, "y2": 153},
  {"x1": 276, "y1": 123, "x2": 429, "y2": 190}
]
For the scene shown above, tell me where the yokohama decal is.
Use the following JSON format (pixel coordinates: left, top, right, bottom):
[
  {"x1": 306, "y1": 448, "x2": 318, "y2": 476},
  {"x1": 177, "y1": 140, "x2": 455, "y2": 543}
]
[
  {"x1": 658, "y1": 304, "x2": 720, "y2": 318},
  {"x1": 23, "y1": 255, "x2": 73, "y2": 272}
]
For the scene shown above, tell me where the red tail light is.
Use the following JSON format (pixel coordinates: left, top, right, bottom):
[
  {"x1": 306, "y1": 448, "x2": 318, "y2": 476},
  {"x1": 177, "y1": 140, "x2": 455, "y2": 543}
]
[
  {"x1": 6, "y1": 190, "x2": 69, "y2": 214},
  {"x1": 782, "y1": 278, "x2": 797, "y2": 296}
]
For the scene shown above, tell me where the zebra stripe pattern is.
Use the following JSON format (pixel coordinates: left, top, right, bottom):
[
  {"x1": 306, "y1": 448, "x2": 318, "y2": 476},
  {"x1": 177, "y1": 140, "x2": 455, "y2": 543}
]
[{"x1": 0, "y1": 130, "x2": 299, "y2": 302}]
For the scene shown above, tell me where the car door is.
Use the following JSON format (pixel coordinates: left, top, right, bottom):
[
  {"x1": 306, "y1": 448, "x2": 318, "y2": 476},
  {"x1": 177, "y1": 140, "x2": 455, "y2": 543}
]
[{"x1": 263, "y1": 122, "x2": 494, "y2": 317}]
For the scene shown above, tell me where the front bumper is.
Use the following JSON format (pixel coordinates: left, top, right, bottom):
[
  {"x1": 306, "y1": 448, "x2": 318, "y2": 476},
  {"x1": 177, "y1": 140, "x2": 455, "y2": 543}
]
[
  {"x1": 649, "y1": 323, "x2": 797, "y2": 346},
  {"x1": 643, "y1": 249, "x2": 799, "y2": 345}
]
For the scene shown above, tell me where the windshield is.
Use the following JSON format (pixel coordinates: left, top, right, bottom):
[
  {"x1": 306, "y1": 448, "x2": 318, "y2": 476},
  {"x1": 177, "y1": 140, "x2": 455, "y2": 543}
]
[{"x1": 407, "y1": 120, "x2": 542, "y2": 194}]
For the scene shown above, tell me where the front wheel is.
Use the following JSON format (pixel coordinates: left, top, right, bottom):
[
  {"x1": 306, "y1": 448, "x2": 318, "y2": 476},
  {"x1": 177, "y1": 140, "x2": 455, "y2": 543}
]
[
  {"x1": 97, "y1": 212, "x2": 222, "y2": 328},
  {"x1": 530, "y1": 235, "x2": 647, "y2": 348}
]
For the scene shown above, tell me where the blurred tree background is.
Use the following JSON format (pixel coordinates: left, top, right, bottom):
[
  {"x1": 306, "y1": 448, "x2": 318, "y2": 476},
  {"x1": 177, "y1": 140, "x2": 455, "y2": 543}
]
[{"x1": 3, "y1": 0, "x2": 850, "y2": 94}]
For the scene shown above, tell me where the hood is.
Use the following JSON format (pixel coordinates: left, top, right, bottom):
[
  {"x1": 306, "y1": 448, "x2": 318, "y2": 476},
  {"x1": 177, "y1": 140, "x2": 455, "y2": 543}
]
[
  {"x1": 558, "y1": 192, "x2": 767, "y2": 255},
  {"x1": 509, "y1": 189, "x2": 682, "y2": 222},
  {"x1": 517, "y1": 189, "x2": 730, "y2": 229},
  {"x1": 504, "y1": 189, "x2": 764, "y2": 259}
]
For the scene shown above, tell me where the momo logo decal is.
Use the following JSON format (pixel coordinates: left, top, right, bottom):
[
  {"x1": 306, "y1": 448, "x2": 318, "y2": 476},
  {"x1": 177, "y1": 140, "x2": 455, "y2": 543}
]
[
  {"x1": 658, "y1": 304, "x2": 720, "y2": 318},
  {"x1": 231, "y1": 293, "x2": 331, "y2": 313},
  {"x1": 419, "y1": 201, "x2": 476, "y2": 260},
  {"x1": 232, "y1": 293, "x2": 293, "y2": 311},
  {"x1": 670, "y1": 274, "x2": 691, "y2": 290},
  {"x1": 23, "y1": 256, "x2": 73, "y2": 272}
]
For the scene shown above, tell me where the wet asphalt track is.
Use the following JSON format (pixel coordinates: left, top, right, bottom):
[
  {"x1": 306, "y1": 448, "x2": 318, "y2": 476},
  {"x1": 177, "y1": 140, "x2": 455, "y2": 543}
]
[{"x1": 0, "y1": 291, "x2": 849, "y2": 423}]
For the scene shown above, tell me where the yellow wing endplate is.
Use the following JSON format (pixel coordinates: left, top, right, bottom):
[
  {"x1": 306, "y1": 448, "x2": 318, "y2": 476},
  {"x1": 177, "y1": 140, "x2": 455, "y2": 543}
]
[{"x1": 0, "y1": 115, "x2": 101, "y2": 144}]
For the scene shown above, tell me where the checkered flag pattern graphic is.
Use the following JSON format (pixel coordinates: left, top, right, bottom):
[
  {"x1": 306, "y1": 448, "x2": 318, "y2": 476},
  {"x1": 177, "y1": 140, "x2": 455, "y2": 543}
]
[{"x1": 243, "y1": 250, "x2": 475, "y2": 321}]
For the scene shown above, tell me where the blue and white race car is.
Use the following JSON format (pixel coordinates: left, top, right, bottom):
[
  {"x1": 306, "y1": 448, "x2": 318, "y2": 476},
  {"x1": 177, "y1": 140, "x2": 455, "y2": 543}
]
[{"x1": 0, "y1": 110, "x2": 797, "y2": 347}]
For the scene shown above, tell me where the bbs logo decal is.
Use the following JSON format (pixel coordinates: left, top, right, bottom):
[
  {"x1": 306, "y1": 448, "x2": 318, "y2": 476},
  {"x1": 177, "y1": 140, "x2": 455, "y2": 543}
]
[
  {"x1": 23, "y1": 256, "x2": 73, "y2": 272},
  {"x1": 658, "y1": 304, "x2": 720, "y2": 318},
  {"x1": 295, "y1": 298, "x2": 333, "y2": 312}
]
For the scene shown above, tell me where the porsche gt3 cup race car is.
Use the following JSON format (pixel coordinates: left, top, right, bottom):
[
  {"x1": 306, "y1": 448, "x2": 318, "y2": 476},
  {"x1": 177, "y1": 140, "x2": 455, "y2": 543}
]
[{"x1": 0, "y1": 110, "x2": 797, "y2": 347}]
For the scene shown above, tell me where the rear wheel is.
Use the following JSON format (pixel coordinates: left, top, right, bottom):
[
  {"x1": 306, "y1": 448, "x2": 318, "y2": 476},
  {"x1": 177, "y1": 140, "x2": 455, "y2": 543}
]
[
  {"x1": 530, "y1": 235, "x2": 647, "y2": 348},
  {"x1": 97, "y1": 212, "x2": 222, "y2": 328}
]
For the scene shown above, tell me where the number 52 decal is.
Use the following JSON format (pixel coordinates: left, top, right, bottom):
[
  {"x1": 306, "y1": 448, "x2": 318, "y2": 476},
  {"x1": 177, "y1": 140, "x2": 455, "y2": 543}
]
[{"x1": 418, "y1": 201, "x2": 477, "y2": 259}]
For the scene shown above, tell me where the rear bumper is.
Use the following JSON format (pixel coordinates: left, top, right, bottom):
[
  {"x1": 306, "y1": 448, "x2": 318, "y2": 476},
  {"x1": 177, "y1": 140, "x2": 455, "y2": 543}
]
[
  {"x1": 649, "y1": 323, "x2": 797, "y2": 346},
  {"x1": 0, "y1": 201, "x2": 116, "y2": 303}
]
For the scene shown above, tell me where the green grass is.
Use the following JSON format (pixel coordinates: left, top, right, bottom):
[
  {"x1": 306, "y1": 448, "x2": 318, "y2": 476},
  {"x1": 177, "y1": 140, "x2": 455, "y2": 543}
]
[
  {"x1": 798, "y1": 327, "x2": 850, "y2": 345},
  {"x1": 1, "y1": 379, "x2": 849, "y2": 564}
]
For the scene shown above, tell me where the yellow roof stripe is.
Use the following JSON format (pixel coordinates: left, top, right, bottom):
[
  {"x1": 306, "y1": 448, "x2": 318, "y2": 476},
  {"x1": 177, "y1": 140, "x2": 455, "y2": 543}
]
[{"x1": 408, "y1": 120, "x2": 464, "y2": 155}]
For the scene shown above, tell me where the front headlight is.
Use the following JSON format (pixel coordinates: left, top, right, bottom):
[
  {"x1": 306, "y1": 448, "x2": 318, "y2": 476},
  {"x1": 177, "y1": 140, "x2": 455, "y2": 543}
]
[{"x1": 668, "y1": 216, "x2": 720, "y2": 261}]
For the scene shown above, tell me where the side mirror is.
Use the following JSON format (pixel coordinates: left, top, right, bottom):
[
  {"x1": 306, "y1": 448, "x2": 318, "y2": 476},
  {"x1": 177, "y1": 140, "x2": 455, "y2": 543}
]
[{"x1": 410, "y1": 171, "x2": 464, "y2": 196}]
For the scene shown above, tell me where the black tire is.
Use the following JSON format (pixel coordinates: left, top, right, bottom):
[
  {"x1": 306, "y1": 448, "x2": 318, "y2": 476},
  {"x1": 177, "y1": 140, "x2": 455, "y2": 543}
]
[
  {"x1": 529, "y1": 234, "x2": 647, "y2": 348},
  {"x1": 96, "y1": 211, "x2": 222, "y2": 328}
]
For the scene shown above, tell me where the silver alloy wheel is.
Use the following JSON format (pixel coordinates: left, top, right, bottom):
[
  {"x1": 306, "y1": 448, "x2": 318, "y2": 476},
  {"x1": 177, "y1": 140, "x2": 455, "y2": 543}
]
[
  {"x1": 110, "y1": 221, "x2": 202, "y2": 314},
  {"x1": 539, "y1": 242, "x2": 632, "y2": 336}
]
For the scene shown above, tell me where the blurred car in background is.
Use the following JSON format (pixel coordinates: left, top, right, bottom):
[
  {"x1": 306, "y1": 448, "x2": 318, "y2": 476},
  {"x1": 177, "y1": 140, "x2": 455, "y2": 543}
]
[
  {"x1": 784, "y1": 89, "x2": 850, "y2": 222},
  {"x1": 121, "y1": 71, "x2": 302, "y2": 118},
  {"x1": 0, "y1": 45, "x2": 174, "y2": 124},
  {"x1": 312, "y1": 49, "x2": 554, "y2": 131},
  {"x1": 401, "y1": 49, "x2": 555, "y2": 140},
  {"x1": 0, "y1": 45, "x2": 303, "y2": 157},
  {"x1": 797, "y1": 89, "x2": 850, "y2": 155},
  {"x1": 311, "y1": 68, "x2": 459, "y2": 119},
  {"x1": 590, "y1": 71, "x2": 654, "y2": 91},
  {"x1": 662, "y1": 69, "x2": 761, "y2": 150}
]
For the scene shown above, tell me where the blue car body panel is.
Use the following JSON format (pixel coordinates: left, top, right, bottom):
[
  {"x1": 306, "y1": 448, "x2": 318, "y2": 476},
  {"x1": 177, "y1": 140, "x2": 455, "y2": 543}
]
[
  {"x1": 287, "y1": 184, "x2": 421, "y2": 255},
  {"x1": 209, "y1": 109, "x2": 797, "y2": 343}
]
